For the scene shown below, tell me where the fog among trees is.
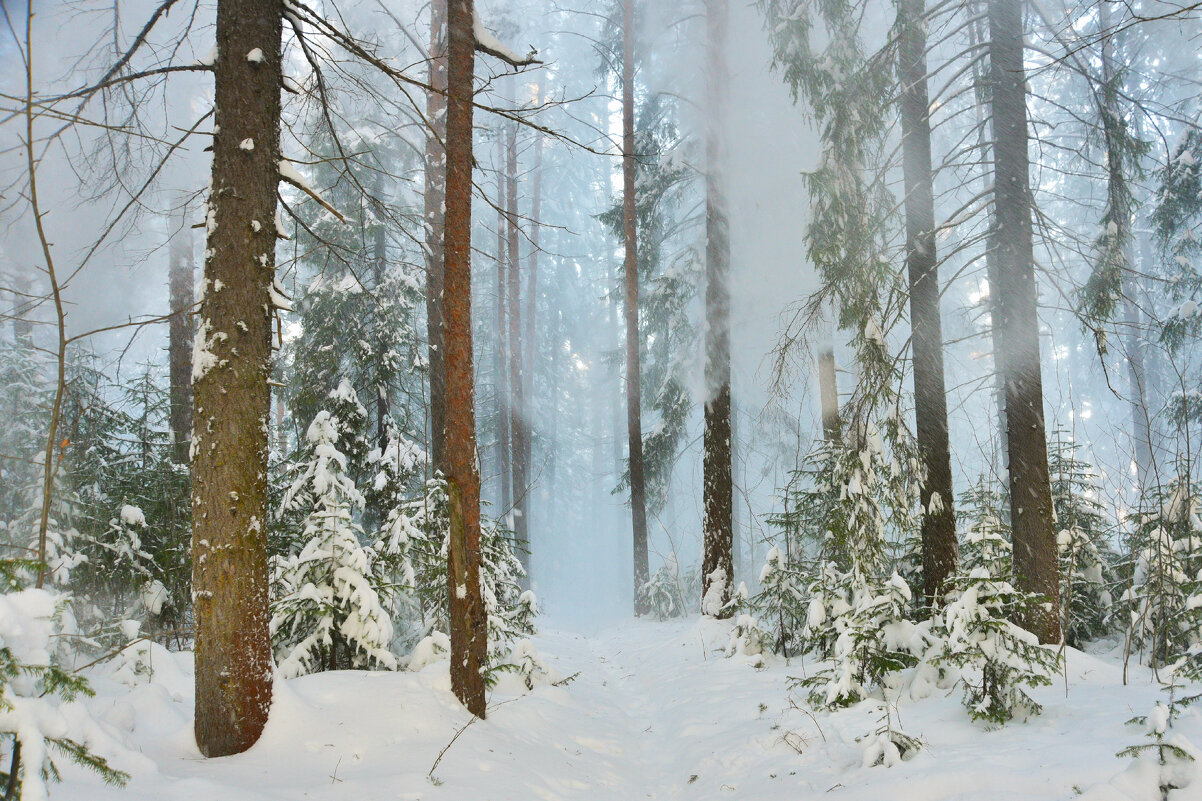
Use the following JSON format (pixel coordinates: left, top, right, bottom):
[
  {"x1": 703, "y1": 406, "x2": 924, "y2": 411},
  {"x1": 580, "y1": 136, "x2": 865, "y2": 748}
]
[{"x1": 2, "y1": 0, "x2": 1202, "y2": 799}]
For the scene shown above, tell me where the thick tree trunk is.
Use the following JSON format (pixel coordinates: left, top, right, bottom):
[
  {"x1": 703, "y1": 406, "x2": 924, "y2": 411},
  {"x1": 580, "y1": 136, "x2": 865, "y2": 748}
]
[
  {"x1": 987, "y1": 0, "x2": 1061, "y2": 644},
  {"x1": 191, "y1": 0, "x2": 281, "y2": 756},
  {"x1": 898, "y1": 0, "x2": 957, "y2": 606},
  {"x1": 425, "y1": 0, "x2": 448, "y2": 474},
  {"x1": 818, "y1": 345, "x2": 839, "y2": 440},
  {"x1": 495, "y1": 137, "x2": 512, "y2": 512},
  {"x1": 968, "y1": 2, "x2": 1008, "y2": 477},
  {"x1": 444, "y1": 0, "x2": 487, "y2": 718},
  {"x1": 622, "y1": 0, "x2": 650, "y2": 612},
  {"x1": 168, "y1": 199, "x2": 195, "y2": 465},
  {"x1": 506, "y1": 121, "x2": 529, "y2": 567},
  {"x1": 701, "y1": 0, "x2": 733, "y2": 618}
]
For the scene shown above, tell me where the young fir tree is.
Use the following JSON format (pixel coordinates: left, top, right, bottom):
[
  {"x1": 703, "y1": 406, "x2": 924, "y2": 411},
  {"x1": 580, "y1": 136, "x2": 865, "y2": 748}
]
[
  {"x1": 0, "y1": 587, "x2": 129, "y2": 799},
  {"x1": 783, "y1": 423, "x2": 922, "y2": 709},
  {"x1": 1121, "y1": 476, "x2": 1202, "y2": 669},
  {"x1": 1047, "y1": 429, "x2": 1116, "y2": 647},
  {"x1": 751, "y1": 543, "x2": 807, "y2": 655},
  {"x1": 938, "y1": 477, "x2": 1059, "y2": 724},
  {"x1": 401, "y1": 479, "x2": 538, "y2": 683},
  {"x1": 271, "y1": 411, "x2": 397, "y2": 677},
  {"x1": 639, "y1": 555, "x2": 700, "y2": 621},
  {"x1": 957, "y1": 476, "x2": 1012, "y2": 578},
  {"x1": 1117, "y1": 679, "x2": 1199, "y2": 801},
  {"x1": 47, "y1": 359, "x2": 189, "y2": 635}
]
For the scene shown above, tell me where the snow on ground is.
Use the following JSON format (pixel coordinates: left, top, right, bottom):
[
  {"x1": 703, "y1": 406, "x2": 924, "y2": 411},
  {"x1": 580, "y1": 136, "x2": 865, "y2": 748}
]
[{"x1": 61, "y1": 617, "x2": 1202, "y2": 800}]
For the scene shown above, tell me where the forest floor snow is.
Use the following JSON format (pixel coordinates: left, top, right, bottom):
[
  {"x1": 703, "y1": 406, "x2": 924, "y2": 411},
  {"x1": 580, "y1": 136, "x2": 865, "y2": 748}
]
[{"x1": 61, "y1": 616, "x2": 1202, "y2": 800}]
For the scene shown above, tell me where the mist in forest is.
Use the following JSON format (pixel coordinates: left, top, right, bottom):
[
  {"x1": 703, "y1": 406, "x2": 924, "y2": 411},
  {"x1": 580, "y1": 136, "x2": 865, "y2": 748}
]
[
  {"x1": 1, "y1": 0, "x2": 1200, "y2": 697},
  {"x1": 0, "y1": 0, "x2": 830, "y2": 632}
]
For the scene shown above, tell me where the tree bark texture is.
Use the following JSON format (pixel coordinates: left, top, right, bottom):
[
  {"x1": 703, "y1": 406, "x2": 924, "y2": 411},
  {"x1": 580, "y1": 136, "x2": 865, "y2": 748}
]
[
  {"x1": 169, "y1": 199, "x2": 195, "y2": 466},
  {"x1": 622, "y1": 0, "x2": 650, "y2": 612},
  {"x1": 898, "y1": 0, "x2": 958, "y2": 606},
  {"x1": 445, "y1": 0, "x2": 487, "y2": 718},
  {"x1": 191, "y1": 0, "x2": 282, "y2": 756},
  {"x1": 701, "y1": 0, "x2": 733, "y2": 618},
  {"x1": 987, "y1": 0, "x2": 1061, "y2": 644},
  {"x1": 425, "y1": 0, "x2": 449, "y2": 475}
]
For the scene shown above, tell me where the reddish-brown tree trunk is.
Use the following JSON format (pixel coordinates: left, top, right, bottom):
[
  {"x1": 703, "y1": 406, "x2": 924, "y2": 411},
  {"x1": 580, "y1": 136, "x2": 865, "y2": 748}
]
[
  {"x1": 898, "y1": 0, "x2": 957, "y2": 606},
  {"x1": 701, "y1": 0, "x2": 733, "y2": 618},
  {"x1": 444, "y1": 0, "x2": 487, "y2": 718},
  {"x1": 424, "y1": 0, "x2": 448, "y2": 474},
  {"x1": 169, "y1": 198, "x2": 195, "y2": 466},
  {"x1": 622, "y1": 0, "x2": 650, "y2": 612},
  {"x1": 191, "y1": 0, "x2": 281, "y2": 756},
  {"x1": 988, "y1": 0, "x2": 1060, "y2": 644}
]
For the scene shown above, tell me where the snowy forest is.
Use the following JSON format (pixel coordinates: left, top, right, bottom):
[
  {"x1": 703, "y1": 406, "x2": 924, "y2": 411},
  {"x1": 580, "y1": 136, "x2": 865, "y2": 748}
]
[{"x1": 2, "y1": 0, "x2": 1202, "y2": 797}]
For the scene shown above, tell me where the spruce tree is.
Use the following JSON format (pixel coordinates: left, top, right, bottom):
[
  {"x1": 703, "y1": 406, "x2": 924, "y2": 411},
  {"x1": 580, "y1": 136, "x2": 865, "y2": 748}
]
[
  {"x1": 1047, "y1": 429, "x2": 1116, "y2": 647},
  {"x1": 272, "y1": 412, "x2": 396, "y2": 677}
]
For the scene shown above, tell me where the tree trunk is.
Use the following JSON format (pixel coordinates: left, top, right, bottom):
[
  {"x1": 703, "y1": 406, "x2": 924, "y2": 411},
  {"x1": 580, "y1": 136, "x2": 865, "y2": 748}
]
[
  {"x1": 373, "y1": 182, "x2": 390, "y2": 452},
  {"x1": 1126, "y1": 258, "x2": 1153, "y2": 491},
  {"x1": 968, "y1": 1, "x2": 1008, "y2": 478},
  {"x1": 523, "y1": 99, "x2": 543, "y2": 568},
  {"x1": 987, "y1": 0, "x2": 1060, "y2": 644},
  {"x1": 701, "y1": 0, "x2": 733, "y2": 618},
  {"x1": 168, "y1": 199, "x2": 195, "y2": 465},
  {"x1": 898, "y1": 0, "x2": 957, "y2": 606},
  {"x1": 818, "y1": 345, "x2": 839, "y2": 440},
  {"x1": 425, "y1": 0, "x2": 448, "y2": 474},
  {"x1": 1098, "y1": 4, "x2": 1152, "y2": 495},
  {"x1": 506, "y1": 121, "x2": 529, "y2": 567},
  {"x1": 622, "y1": 0, "x2": 650, "y2": 613},
  {"x1": 191, "y1": 0, "x2": 281, "y2": 756},
  {"x1": 444, "y1": 0, "x2": 487, "y2": 718},
  {"x1": 495, "y1": 136, "x2": 512, "y2": 513}
]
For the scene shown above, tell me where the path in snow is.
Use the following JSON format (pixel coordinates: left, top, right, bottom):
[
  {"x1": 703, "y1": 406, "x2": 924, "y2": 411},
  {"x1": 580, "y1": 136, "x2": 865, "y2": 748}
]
[
  {"x1": 525, "y1": 619, "x2": 792, "y2": 799},
  {"x1": 69, "y1": 615, "x2": 1197, "y2": 801}
]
